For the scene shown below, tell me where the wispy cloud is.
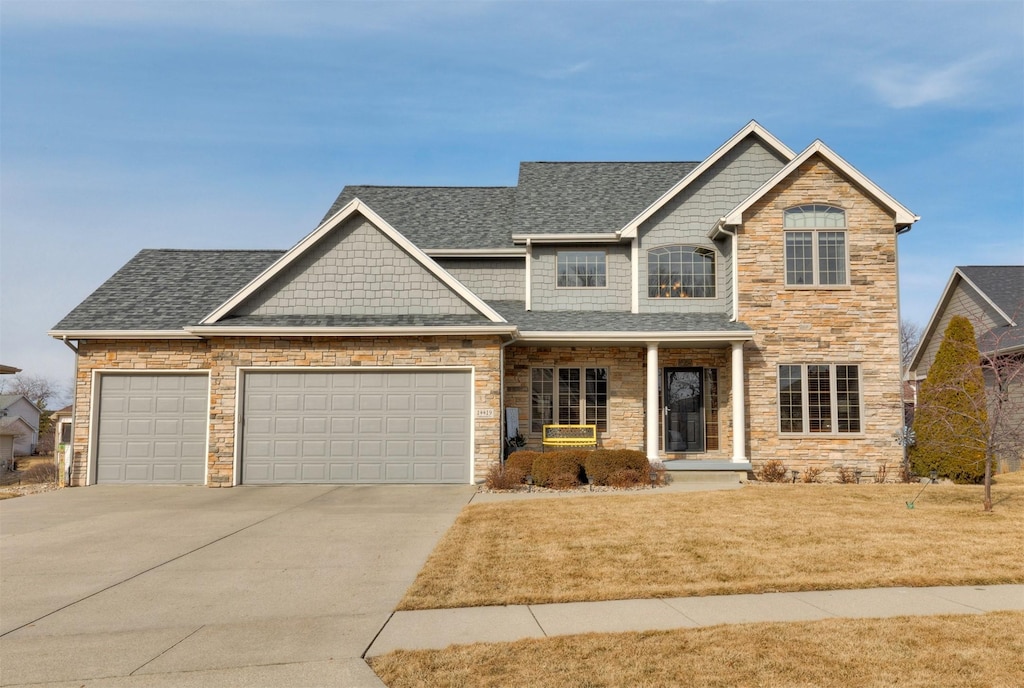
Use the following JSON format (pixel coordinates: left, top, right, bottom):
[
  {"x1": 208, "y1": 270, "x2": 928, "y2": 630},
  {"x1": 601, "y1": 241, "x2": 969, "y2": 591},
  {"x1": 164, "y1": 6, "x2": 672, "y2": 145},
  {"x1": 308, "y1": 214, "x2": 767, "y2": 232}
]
[
  {"x1": 541, "y1": 60, "x2": 594, "y2": 80},
  {"x1": 865, "y1": 53, "x2": 1001, "y2": 109}
]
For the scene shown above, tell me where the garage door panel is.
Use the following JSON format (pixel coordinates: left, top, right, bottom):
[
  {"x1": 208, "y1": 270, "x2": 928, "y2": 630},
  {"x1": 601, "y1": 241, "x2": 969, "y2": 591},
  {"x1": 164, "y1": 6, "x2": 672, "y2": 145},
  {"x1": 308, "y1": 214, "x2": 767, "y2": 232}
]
[{"x1": 242, "y1": 370, "x2": 470, "y2": 484}]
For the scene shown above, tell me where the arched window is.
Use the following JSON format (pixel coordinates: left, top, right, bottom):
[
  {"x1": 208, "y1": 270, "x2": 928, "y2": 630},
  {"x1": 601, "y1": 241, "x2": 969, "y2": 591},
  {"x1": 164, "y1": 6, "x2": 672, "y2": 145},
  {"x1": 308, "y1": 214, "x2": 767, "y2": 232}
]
[
  {"x1": 647, "y1": 246, "x2": 716, "y2": 298},
  {"x1": 784, "y1": 205, "x2": 848, "y2": 286}
]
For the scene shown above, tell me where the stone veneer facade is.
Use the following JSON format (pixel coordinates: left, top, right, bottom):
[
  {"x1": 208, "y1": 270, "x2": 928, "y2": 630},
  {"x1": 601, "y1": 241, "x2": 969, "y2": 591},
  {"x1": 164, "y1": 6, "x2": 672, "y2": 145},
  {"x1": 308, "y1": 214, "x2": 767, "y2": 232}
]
[
  {"x1": 69, "y1": 336, "x2": 503, "y2": 487},
  {"x1": 736, "y1": 155, "x2": 905, "y2": 480}
]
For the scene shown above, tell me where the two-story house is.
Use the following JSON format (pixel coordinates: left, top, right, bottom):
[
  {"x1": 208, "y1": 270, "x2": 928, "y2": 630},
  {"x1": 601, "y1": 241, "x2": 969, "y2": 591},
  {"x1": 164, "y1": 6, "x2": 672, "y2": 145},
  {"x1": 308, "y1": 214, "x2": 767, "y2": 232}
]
[{"x1": 51, "y1": 121, "x2": 917, "y2": 486}]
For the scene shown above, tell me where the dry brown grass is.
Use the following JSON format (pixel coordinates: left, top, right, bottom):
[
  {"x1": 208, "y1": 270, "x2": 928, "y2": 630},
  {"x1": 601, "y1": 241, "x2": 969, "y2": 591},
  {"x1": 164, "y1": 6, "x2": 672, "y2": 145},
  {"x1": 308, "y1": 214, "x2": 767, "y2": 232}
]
[
  {"x1": 400, "y1": 474, "x2": 1024, "y2": 610},
  {"x1": 370, "y1": 611, "x2": 1024, "y2": 688}
]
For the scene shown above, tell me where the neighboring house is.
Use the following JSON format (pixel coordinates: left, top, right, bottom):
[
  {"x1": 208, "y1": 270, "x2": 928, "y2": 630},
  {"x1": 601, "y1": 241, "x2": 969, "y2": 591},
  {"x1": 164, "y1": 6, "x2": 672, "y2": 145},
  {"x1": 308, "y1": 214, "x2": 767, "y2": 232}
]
[
  {"x1": 51, "y1": 121, "x2": 918, "y2": 486},
  {"x1": 0, "y1": 394, "x2": 41, "y2": 457},
  {"x1": 52, "y1": 405, "x2": 74, "y2": 485},
  {"x1": 0, "y1": 365, "x2": 22, "y2": 375},
  {"x1": 908, "y1": 266, "x2": 1024, "y2": 471}
]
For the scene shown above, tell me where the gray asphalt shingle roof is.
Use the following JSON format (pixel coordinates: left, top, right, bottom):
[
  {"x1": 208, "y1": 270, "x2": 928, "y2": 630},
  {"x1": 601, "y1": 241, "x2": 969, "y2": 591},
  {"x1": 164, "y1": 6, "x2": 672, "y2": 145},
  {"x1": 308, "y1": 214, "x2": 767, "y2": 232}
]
[
  {"x1": 487, "y1": 301, "x2": 751, "y2": 334},
  {"x1": 322, "y1": 161, "x2": 700, "y2": 247},
  {"x1": 512, "y1": 162, "x2": 699, "y2": 235},
  {"x1": 207, "y1": 313, "x2": 495, "y2": 328},
  {"x1": 58, "y1": 160, "x2": 717, "y2": 333},
  {"x1": 322, "y1": 186, "x2": 516, "y2": 249},
  {"x1": 959, "y1": 266, "x2": 1024, "y2": 353},
  {"x1": 52, "y1": 250, "x2": 283, "y2": 331},
  {"x1": 959, "y1": 266, "x2": 1024, "y2": 319}
]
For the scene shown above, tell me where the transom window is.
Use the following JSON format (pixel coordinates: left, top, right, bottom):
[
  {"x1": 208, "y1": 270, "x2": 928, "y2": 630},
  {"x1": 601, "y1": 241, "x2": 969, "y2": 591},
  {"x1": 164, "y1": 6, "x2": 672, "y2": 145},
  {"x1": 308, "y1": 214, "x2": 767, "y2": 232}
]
[
  {"x1": 531, "y1": 367, "x2": 608, "y2": 432},
  {"x1": 557, "y1": 251, "x2": 606, "y2": 288},
  {"x1": 648, "y1": 246, "x2": 716, "y2": 298},
  {"x1": 778, "y1": 363, "x2": 861, "y2": 434},
  {"x1": 784, "y1": 205, "x2": 848, "y2": 286}
]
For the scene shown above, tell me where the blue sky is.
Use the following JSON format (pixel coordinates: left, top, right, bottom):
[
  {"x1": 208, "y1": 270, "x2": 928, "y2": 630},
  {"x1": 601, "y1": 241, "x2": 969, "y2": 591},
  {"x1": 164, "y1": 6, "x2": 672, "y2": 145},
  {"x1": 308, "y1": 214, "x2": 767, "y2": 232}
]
[{"x1": 2, "y1": 0, "x2": 1022, "y2": 400}]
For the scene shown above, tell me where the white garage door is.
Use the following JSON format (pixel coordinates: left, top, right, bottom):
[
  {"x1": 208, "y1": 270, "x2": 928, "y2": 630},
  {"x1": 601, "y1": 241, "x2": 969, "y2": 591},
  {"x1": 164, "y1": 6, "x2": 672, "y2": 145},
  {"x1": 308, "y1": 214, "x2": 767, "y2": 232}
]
[
  {"x1": 242, "y1": 370, "x2": 471, "y2": 484},
  {"x1": 95, "y1": 374, "x2": 208, "y2": 484}
]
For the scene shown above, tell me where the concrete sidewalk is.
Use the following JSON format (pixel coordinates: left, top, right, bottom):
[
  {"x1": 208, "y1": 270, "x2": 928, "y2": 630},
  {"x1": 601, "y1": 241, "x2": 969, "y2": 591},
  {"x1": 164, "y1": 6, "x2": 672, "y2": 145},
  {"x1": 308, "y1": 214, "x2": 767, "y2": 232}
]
[{"x1": 366, "y1": 584, "x2": 1024, "y2": 656}]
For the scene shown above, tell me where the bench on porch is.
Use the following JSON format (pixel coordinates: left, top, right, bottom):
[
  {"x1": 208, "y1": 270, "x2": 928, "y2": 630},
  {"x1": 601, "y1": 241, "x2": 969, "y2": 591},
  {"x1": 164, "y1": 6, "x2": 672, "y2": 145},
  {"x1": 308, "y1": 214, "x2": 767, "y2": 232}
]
[{"x1": 542, "y1": 424, "x2": 598, "y2": 449}]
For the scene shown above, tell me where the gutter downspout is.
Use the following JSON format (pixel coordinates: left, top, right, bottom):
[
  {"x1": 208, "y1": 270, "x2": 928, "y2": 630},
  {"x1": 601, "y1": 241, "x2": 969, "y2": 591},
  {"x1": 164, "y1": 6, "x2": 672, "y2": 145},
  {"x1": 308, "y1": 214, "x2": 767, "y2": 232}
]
[
  {"x1": 61, "y1": 337, "x2": 79, "y2": 486},
  {"x1": 714, "y1": 222, "x2": 740, "y2": 322},
  {"x1": 499, "y1": 333, "x2": 521, "y2": 466},
  {"x1": 525, "y1": 239, "x2": 533, "y2": 312}
]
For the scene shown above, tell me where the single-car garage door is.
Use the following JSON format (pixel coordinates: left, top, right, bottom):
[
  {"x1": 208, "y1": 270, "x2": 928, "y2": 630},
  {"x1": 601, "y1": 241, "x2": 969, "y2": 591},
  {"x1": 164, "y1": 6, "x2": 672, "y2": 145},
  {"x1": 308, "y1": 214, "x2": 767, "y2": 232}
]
[
  {"x1": 95, "y1": 374, "x2": 208, "y2": 483},
  {"x1": 242, "y1": 370, "x2": 471, "y2": 484}
]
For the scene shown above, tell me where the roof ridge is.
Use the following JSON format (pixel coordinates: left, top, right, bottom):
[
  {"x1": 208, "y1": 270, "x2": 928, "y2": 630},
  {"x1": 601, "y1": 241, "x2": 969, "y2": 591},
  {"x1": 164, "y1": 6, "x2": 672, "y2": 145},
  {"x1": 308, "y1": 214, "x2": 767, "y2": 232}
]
[
  {"x1": 139, "y1": 248, "x2": 286, "y2": 253},
  {"x1": 343, "y1": 184, "x2": 515, "y2": 190},
  {"x1": 522, "y1": 160, "x2": 700, "y2": 165}
]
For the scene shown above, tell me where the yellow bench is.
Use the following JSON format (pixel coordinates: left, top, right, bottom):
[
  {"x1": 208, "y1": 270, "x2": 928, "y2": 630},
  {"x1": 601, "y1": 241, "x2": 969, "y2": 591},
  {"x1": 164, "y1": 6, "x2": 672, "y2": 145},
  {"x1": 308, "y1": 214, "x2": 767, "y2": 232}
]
[{"x1": 542, "y1": 424, "x2": 598, "y2": 449}]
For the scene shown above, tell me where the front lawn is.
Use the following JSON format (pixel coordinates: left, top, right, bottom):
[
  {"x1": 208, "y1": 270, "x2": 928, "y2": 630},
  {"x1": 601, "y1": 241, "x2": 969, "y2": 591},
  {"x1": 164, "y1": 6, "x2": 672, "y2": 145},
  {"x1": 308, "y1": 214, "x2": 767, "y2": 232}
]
[
  {"x1": 370, "y1": 611, "x2": 1024, "y2": 688},
  {"x1": 400, "y1": 475, "x2": 1024, "y2": 610}
]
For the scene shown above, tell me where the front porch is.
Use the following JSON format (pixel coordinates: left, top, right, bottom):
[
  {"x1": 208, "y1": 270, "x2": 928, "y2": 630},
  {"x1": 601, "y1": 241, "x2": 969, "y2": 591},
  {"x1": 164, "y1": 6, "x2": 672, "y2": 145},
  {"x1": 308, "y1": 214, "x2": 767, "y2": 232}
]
[{"x1": 502, "y1": 338, "x2": 752, "y2": 468}]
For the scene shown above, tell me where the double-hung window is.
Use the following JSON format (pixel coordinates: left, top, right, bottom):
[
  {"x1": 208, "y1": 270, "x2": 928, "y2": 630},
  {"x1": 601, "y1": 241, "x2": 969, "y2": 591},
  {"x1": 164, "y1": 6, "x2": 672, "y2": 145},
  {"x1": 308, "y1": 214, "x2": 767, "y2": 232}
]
[
  {"x1": 531, "y1": 367, "x2": 608, "y2": 432},
  {"x1": 784, "y1": 205, "x2": 848, "y2": 286},
  {"x1": 557, "y1": 251, "x2": 606, "y2": 288},
  {"x1": 778, "y1": 363, "x2": 861, "y2": 434}
]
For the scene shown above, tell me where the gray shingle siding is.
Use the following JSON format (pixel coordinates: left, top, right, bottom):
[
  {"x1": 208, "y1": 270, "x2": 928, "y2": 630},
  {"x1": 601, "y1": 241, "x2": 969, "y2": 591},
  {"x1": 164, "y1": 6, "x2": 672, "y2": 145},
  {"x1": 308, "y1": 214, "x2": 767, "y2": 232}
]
[
  {"x1": 435, "y1": 258, "x2": 524, "y2": 301},
  {"x1": 530, "y1": 245, "x2": 631, "y2": 311},
  {"x1": 237, "y1": 217, "x2": 477, "y2": 318},
  {"x1": 638, "y1": 137, "x2": 787, "y2": 315}
]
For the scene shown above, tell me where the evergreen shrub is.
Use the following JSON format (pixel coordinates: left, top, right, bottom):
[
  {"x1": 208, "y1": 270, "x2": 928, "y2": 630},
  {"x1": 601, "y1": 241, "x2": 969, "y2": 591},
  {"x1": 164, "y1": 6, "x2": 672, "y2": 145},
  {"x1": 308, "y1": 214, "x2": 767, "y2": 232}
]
[{"x1": 910, "y1": 316, "x2": 988, "y2": 483}]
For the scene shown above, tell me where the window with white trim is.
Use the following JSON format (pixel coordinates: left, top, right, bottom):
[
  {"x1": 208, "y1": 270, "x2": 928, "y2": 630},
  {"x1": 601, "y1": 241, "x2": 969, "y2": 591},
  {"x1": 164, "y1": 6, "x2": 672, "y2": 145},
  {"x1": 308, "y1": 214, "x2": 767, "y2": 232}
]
[
  {"x1": 784, "y1": 205, "x2": 848, "y2": 286},
  {"x1": 531, "y1": 367, "x2": 608, "y2": 432},
  {"x1": 778, "y1": 363, "x2": 861, "y2": 434},
  {"x1": 557, "y1": 251, "x2": 606, "y2": 287},
  {"x1": 648, "y1": 245, "x2": 716, "y2": 298}
]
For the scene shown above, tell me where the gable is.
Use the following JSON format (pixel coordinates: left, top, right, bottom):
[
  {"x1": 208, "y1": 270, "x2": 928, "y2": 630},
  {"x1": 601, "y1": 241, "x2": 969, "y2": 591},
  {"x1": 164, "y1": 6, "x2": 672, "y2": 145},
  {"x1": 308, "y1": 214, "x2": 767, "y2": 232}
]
[
  {"x1": 911, "y1": 267, "x2": 1024, "y2": 378},
  {"x1": 204, "y1": 201, "x2": 507, "y2": 326},
  {"x1": 721, "y1": 141, "x2": 917, "y2": 231}
]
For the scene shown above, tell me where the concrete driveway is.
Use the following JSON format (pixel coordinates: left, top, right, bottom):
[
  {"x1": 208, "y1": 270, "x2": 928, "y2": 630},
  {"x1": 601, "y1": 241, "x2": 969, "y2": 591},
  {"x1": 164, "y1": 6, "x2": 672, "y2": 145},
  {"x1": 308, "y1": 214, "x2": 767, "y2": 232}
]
[{"x1": 0, "y1": 484, "x2": 474, "y2": 687}]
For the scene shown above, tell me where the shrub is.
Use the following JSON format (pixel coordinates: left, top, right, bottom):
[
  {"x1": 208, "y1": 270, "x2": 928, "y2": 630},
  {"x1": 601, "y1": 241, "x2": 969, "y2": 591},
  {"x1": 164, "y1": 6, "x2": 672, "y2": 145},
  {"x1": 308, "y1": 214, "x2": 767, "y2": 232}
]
[
  {"x1": 484, "y1": 463, "x2": 513, "y2": 490},
  {"x1": 874, "y1": 463, "x2": 890, "y2": 484},
  {"x1": 505, "y1": 451, "x2": 540, "y2": 484},
  {"x1": 756, "y1": 459, "x2": 787, "y2": 483},
  {"x1": 546, "y1": 471, "x2": 582, "y2": 490},
  {"x1": 531, "y1": 450, "x2": 586, "y2": 488},
  {"x1": 801, "y1": 466, "x2": 824, "y2": 483},
  {"x1": 606, "y1": 468, "x2": 648, "y2": 488},
  {"x1": 836, "y1": 466, "x2": 857, "y2": 484},
  {"x1": 23, "y1": 462, "x2": 57, "y2": 484},
  {"x1": 583, "y1": 450, "x2": 650, "y2": 486},
  {"x1": 910, "y1": 315, "x2": 988, "y2": 484}
]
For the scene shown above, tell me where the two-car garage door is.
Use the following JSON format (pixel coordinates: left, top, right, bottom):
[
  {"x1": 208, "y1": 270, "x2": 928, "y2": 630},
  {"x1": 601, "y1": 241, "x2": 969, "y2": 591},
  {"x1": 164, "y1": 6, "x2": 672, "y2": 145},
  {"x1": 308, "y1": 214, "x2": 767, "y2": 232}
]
[{"x1": 241, "y1": 370, "x2": 471, "y2": 484}]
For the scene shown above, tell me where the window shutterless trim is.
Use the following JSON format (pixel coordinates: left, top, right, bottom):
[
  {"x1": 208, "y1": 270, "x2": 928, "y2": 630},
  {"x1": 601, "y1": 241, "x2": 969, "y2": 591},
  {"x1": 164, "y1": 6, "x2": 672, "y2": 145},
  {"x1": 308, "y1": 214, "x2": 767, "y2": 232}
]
[
  {"x1": 783, "y1": 205, "x2": 850, "y2": 288},
  {"x1": 529, "y1": 365, "x2": 609, "y2": 433},
  {"x1": 646, "y1": 245, "x2": 718, "y2": 299},
  {"x1": 776, "y1": 363, "x2": 864, "y2": 436},
  {"x1": 555, "y1": 250, "x2": 609, "y2": 290}
]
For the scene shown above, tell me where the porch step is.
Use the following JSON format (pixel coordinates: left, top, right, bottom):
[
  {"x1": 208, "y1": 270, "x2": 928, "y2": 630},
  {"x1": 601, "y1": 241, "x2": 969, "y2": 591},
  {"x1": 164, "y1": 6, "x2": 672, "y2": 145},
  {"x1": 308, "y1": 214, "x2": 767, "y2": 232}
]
[{"x1": 662, "y1": 460, "x2": 752, "y2": 485}]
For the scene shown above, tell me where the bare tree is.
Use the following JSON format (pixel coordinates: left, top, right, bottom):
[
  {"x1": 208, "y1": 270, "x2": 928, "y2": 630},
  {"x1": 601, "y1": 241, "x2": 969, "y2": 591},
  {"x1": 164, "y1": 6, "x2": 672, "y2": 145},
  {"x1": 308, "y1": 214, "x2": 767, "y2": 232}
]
[
  {"x1": 0, "y1": 374, "x2": 70, "y2": 449},
  {"x1": 901, "y1": 319, "x2": 923, "y2": 372}
]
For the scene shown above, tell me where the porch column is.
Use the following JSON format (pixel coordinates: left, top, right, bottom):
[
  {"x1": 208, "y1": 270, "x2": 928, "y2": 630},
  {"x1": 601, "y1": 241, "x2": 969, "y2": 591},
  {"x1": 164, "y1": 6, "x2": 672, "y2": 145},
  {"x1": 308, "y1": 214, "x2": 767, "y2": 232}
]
[
  {"x1": 646, "y1": 342, "x2": 659, "y2": 462},
  {"x1": 731, "y1": 340, "x2": 747, "y2": 462}
]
